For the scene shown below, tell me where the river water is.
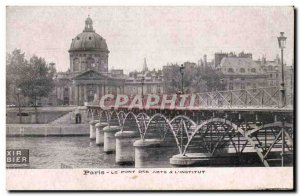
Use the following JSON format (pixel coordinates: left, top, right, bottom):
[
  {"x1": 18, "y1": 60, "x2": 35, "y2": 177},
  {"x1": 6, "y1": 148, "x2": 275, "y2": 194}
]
[
  {"x1": 7, "y1": 136, "x2": 290, "y2": 168},
  {"x1": 6, "y1": 136, "x2": 132, "y2": 169}
]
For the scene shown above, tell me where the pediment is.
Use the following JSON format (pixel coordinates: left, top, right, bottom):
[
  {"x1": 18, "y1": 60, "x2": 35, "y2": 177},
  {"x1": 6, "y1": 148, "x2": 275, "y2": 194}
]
[{"x1": 73, "y1": 70, "x2": 107, "y2": 80}]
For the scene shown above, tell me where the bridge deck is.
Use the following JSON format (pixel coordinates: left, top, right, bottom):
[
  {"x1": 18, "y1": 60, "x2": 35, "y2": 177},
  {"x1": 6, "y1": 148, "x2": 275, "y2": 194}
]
[{"x1": 87, "y1": 105, "x2": 293, "y2": 113}]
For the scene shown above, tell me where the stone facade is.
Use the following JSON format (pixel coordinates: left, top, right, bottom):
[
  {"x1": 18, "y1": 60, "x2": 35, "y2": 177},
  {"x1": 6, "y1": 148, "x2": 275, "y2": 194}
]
[
  {"x1": 216, "y1": 52, "x2": 294, "y2": 91},
  {"x1": 51, "y1": 16, "x2": 163, "y2": 106},
  {"x1": 219, "y1": 55, "x2": 268, "y2": 90},
  {"x1": 53, "y1": 16, "x2": 125, "y2": 106}
]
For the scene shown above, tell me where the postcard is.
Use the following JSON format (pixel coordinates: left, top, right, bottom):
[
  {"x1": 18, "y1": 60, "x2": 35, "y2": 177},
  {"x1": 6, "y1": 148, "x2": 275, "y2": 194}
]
[{"x1": 6, "y1": 6, "x2": 294, "y2": 190}]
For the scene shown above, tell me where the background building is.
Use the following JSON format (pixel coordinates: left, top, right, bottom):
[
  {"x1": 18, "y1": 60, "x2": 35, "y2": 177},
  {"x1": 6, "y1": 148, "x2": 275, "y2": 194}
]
[
  {"x1": 52, "y1": 16, "x2": 164, "y2": 106},
  {"x1": 42, "y1": 17, "x2": 294, "y2": 106},
  {"x1": 216, "y1": 51, "x2": 294, "y2": 91},
  {"x1": 218, "y1": 52, "x2": 267, "y2": 90},
  {"x1": 54, "y1": 16, "x2": 125, "y2": 106},
  {"x1": 124, "y1": 58, "x2": 163, "y2": 95}
]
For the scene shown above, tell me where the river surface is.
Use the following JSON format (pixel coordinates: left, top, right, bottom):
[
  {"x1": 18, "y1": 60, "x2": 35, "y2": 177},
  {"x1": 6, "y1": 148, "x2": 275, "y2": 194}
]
[
  {"x1": 7, "y1": 136, "x2": 132, "y2": 169},
  {"x1": 7, "y1": 136, "x2": 290, "y2": 168}
]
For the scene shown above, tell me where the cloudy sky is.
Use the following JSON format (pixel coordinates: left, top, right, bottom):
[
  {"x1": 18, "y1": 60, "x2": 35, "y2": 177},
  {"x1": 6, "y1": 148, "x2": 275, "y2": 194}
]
[{"x1": 6, "y1": 6, "x2": 294, "y2": 73}]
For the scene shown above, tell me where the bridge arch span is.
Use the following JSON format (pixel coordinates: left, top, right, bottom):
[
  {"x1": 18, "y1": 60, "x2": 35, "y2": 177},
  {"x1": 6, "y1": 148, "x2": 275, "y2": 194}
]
[
  {"x1": 245, "y1": 121, "x2": 293, "y2": 167},
  {"x1": 108, "y1": 110, "x2": 122, "y2": 126},
  {"x1": 121, "y1": 112, "x2": 142, "y2": 135},
  {"x1": 99, "y1": 110, "x2": 109, "y2": 123},
  {"x1": 184, "y1": 117, "x2": 268, "y2": 166},
  {"x1": 144, "y1": 113, "x2": 181, "y2": 153}
]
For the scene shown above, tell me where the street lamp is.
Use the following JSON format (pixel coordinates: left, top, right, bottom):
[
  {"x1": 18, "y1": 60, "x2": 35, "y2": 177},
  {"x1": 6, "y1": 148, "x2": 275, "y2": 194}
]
[
  {"x1": 16, "y1": 88, "x2": 22, "y2": 124},
  {"x1": 291, "y1": 65, "x2": 293, "y2": 106},
  {"x1": 277, "y1": 32, "x2": 287, "y2": 107},
  {"x1": 179, "y1": 64, "x2": 185, "y2": 94},
  {"x1": 141, "y1": 76, "x2": 145, "y2": 98}
]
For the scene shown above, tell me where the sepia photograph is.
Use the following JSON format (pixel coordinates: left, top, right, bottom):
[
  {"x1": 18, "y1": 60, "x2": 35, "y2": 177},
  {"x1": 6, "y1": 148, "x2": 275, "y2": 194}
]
[{"x1": 5, "y1": 6, "x2": 295, "y2": 190}]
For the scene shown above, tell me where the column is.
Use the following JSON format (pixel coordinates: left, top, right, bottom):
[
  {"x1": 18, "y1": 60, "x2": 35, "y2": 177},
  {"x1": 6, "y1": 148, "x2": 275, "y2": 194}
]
[
  {"x1": 84, "y1": 85, "x2": 87, "y2": 103},
  {"x1": 79, "y1": 56, "x2": 82, "y2": 72},
  {"x1": 101, "y1": 85, "x2": 105, "y2": 96},
  {"x1": 78, "y1": 85, "x2": 82, "y2": 105},
  {"x1": 96, "y1": 86, "x2": 100, "y2": 100},
  {"x1": 69, "y1": 87, "x2": 72, "y2": 105},
  {"x1": 75, "y1": 85, "x2": 78, "y2": 106}
]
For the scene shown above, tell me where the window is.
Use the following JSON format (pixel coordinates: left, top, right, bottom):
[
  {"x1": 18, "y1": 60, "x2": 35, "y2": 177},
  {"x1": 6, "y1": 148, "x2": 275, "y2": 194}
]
[
  {"x1": 147, "y1": 86, "x2": 151, "y2": 94},
  {"x1": 241, "y1": 83, "x2": 245, "y2": 90},
  {"x1": 240, "y1": 68, "x2": 245, "y2": 73},
  {"x1": 86, "y1": 57, "x2": 95, "y2": 69},
  {"x1": 253, "y1": 83, "x2": 257, "y2": 92},
  {"x1": 276, "y1": 73, "x2": 279, "y2": 78},
  {"x1": 89, "y1": 37, "x2": 92, "y2": 40},
  {"x1": 228, "y1": 68, "x2": 234, "y2": 73},
  {"x1": 251, "y1": 68, "x2": 256, "y2": 73},
  {"x1": 229, "y1": 83, "x2": 233, "y2": 90},
  {"x1": 77, "y1": 37, "x2": 80, "y2": 40},
  {"x1": 73, "y1": 58, "x2": 80, "y2": 71}
]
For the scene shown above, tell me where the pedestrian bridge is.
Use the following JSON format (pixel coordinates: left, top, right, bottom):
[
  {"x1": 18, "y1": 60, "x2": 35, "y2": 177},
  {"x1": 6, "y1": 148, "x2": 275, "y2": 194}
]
[{"x1": 86, "y1": 86, "x2": 294, "y2": 167}]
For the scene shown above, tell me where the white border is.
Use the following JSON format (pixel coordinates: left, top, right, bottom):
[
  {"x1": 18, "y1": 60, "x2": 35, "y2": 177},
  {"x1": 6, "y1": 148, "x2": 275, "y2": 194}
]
[{"x1": 1, "y1": 0, "x2": 299, "y2": 195}]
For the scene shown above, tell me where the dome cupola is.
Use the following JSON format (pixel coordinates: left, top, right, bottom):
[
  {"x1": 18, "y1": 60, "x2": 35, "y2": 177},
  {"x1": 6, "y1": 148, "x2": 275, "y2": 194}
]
[
  {"x1": 84, "y1": 15, "x2": 94, "y2": 32},
  {"x1": 69, "y1": 16, "x2": 109, "y2": 53}
]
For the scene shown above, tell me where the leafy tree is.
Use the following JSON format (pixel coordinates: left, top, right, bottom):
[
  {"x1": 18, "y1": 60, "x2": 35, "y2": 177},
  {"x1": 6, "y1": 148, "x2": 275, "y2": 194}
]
[
  {"x1": 162, "y1": 62, "x2": 225, "y2": 94},
  {"x1": 7, "y1": 49, "x2": 56, "y2": 122},
  {"x1": 18, "y1": 55, "x2": 56, "y2": 122},
  {"x1": 162, "y1": 63, "x2": 182, "y2": 93},
  {"x1": 6, "y1": 49, "x2": 27, "y2": 105}
]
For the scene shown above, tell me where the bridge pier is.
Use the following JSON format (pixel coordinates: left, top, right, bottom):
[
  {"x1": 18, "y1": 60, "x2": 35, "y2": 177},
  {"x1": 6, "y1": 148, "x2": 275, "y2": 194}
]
[
  {"x1": 170, "y1": 152, "x2": 263, "y2": 167},
  {"x1": 170, "y1": 153, "x2": 212, "y2": 166},
  {"x1": 89, "y1": 120, "x2": 99, "y2": 140},
  {"x1": 95, "y1": 122, "x2": 108, "y2": 146},
  {"x1": 103, "y1": 126, "x2": 121, "y2": 154},
  {"x1": 133, "y1": 139, "x2": 179, "y2": 168},
  {"x1": 115, "y1": 131, "x2": 140, "y2": 165}
]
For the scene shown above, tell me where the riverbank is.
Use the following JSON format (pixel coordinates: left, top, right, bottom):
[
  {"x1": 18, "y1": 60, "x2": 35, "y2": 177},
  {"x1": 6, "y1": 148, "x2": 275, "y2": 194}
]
[
  {"x1": 6, "y1": 106, "x2": 80, "y2": 124},
  {"x1": 6, "y1": 124, "x2": 89, "y2": 137}
]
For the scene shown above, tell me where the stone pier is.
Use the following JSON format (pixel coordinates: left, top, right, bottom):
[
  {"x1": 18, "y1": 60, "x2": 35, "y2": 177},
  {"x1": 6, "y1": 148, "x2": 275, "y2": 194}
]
[
  {"x1": 170, "y1": 152, "x2": 262, "y2": 167},
  {"x1": 102, "y1": 126, "x2": 121, "y2": 154},
  {"x1": 170, "y1": 153, "x2": 212, "y2": 167},
  {"x1": 89, "y1": 120, "x2": 99, "y2": 140},
  {"x1": 115, "y1": 131, "x2": 141, "y2": 165},
  {"x1": 133, "y1": 139, "x2": 179, "y2": 168},
  {"x1": 95, "y1": 122, "x2": 108, "y2": 146}
]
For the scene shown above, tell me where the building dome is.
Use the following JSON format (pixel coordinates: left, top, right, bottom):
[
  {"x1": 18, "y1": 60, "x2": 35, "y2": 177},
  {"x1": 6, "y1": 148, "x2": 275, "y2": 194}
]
[{"x1": 69, "y1": 16, "x2": 109, "y2": 53}]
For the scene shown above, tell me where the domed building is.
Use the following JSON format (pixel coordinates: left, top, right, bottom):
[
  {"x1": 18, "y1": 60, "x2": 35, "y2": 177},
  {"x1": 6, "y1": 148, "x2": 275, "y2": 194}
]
[
  {"x1": 54, "y1": 16, "x2": 125, "y2": 106},
  {"x1": 69, "y1": 16, "x2": 109, "y2": 73}
]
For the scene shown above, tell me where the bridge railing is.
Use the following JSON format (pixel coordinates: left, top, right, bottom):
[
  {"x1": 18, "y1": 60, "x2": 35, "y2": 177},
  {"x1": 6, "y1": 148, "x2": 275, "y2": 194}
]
[
  {"x1": 89, "y1": 86, "x2": 292, "y2": 110},
  {"x1": 196, "y1": 86, "x2": 290, "y2": 108}
]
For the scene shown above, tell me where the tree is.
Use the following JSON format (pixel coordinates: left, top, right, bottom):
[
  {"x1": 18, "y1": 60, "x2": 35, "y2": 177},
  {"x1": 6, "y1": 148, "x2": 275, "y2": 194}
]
[
  {"x1": 162, "y1": 62, "x2": 225, "y2": 94},
  {"x1": 19, "y1": 55, "x2": 56, "y2": 122},
  {"x1": 162, "y1": 63, "x2": 182, "y2": 93},
  {"x1": 6, "y1": 49, "x2": 28, "y2": 105}
]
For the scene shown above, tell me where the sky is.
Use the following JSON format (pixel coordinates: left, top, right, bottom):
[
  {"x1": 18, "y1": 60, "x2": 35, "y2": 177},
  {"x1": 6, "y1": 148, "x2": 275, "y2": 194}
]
[{"x1": 6, "y1": 6, "x2": 294, "y2": 73}]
